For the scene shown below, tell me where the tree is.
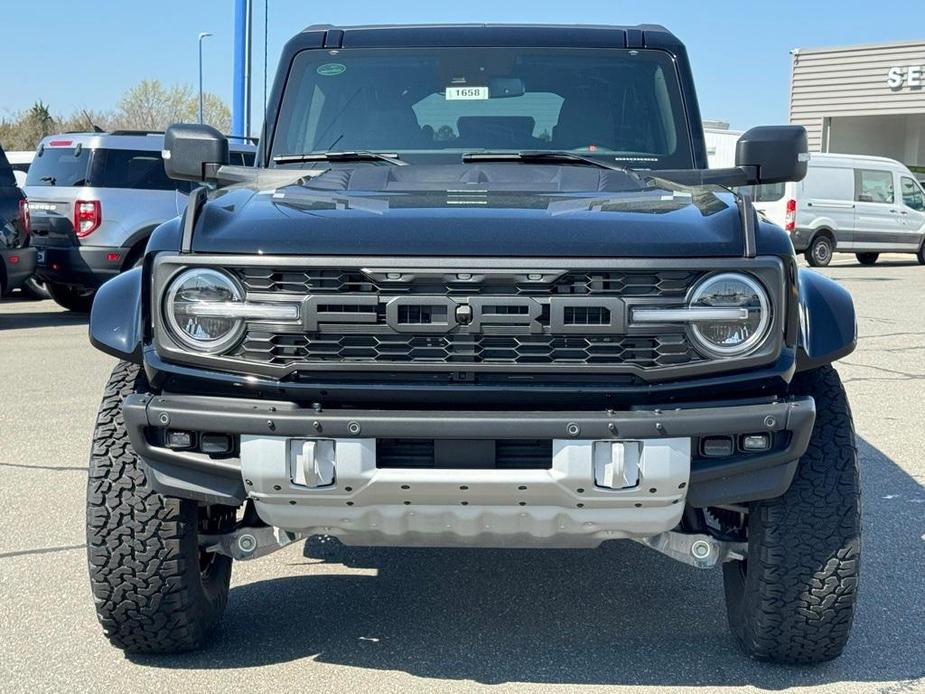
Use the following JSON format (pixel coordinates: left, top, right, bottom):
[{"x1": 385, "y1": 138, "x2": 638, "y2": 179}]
[
  {"x1": 0, "y1": 81, "x2": 233, "y2": 151},
  {"x1": 116, "y1": 80, "x2": 231, "y2": 133},
  {"x1": 194, "y1": 93, "x2": 232, "y2": 134},
  {"x1": 26, "y1": 101, "x2": 54, "y2": 138},
  {"x1": 116, "y1": 80, "x2": 193, "y2": 131}
]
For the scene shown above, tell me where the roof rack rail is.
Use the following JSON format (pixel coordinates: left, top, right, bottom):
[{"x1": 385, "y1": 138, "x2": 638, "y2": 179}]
[
  {"x1": 109, "y1": 130, "x2": 165, "y2": 136},
  {"x1": 63, "y1": 126, "x2": 105, "y2": 134}
]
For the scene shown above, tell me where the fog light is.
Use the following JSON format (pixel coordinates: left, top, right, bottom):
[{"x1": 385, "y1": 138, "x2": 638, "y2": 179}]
[
  {"x1": 741, "y1": 433, "x2": 771, "y2": 452},
  {"x1": 166, "y1": 430, "x2": 194, "y2": 449},
  {"x1": 200, "y1": 433, "x2": 233, "y2": 454},
  {"x1": 701, "y1": 436, "x2": 734, "y2": 458}
]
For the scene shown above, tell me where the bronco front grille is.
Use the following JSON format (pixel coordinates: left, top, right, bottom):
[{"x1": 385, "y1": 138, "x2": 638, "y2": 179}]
[
  {"x1": 152, "y1": 256, "x2": 786, "y2": 381},
  {"x1": 223, "y1": 266, "x2": 706, "y2": 369}
]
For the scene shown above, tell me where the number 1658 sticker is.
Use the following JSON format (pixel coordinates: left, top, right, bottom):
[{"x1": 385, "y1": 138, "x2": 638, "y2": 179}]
[{"x1": 446, "y1": 86, "x2": 489, "y2": 100}]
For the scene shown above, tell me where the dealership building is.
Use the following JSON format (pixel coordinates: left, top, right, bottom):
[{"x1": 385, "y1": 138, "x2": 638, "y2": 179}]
[{"x1": 789, "y1": 39, "x2": 925, "y2": 174}]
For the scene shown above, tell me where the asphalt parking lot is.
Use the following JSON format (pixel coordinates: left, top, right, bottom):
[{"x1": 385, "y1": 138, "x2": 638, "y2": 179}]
[{"x1": 1, "y1": 256, "x2": 923, "y2": 694}]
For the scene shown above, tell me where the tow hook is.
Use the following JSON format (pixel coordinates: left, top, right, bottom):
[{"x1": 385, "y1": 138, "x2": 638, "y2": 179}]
[
  {"x1": 200, "y1": 526, "x2": 304, "y2": 561},
  {"x1": 636, "y1": 531, "x2": 746, "y2": 569}
]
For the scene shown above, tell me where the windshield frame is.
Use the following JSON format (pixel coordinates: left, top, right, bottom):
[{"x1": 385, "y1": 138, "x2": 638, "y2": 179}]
[{"x1": 266, "y1": 46, "x2": 697, "y2": 172}]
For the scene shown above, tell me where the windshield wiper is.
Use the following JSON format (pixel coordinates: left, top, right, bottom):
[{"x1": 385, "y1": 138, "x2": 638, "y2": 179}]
[
  {"x1": 272, "y1": 151, "x2": 405, "y2": 166},
  {"x1": 462, "y1": 150, "x2": 636, "y2": 175}
]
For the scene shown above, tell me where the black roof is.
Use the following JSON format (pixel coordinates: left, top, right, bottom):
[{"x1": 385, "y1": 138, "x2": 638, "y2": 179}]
[{"x1": 294, "y1": 23, "x2": 681, "y2": 50}]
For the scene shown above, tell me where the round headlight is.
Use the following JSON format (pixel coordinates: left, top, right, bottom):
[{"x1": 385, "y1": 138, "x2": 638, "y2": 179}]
[
  {"x1": 164, "y1": 268, "x2": 245, "y2": 353},
  {"x1": 689, "y1": 273, "x2": 770, "y2": 357}
]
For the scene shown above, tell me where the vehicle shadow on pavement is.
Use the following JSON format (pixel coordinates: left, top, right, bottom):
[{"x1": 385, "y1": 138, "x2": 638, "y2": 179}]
[
  {"x1": 133, "y1": 437, "x2": 925, "y2": 689},
  {"x1": 0, "y1": 307, "x2": 88, "y2": 330}
]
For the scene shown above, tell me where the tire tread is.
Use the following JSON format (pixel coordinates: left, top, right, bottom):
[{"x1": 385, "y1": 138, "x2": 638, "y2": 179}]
[
  {"x1": 725, "y1": 365, "x2": 860, "y2": 664},
  {"x1": 86, "y1": 361, "x2": 229, "y2": 654}
]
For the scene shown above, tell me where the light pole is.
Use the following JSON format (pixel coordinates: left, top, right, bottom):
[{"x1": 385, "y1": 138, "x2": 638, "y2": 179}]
[{"x1": 198, "y1": 32, "x2": 213, "y2": 124}]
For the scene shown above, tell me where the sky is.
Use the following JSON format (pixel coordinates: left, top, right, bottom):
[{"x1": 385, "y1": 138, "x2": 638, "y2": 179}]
[{"x1": 4, "y1": 0, "x2": 925, "y2": 133}]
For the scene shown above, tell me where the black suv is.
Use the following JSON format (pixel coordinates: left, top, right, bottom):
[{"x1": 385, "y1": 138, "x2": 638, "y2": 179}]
[
  {"x1": 0, "y1": 144, "x2": 34, "y2": 298},
  {"x1": 85, "y1": 24, "x2": 860, "y2": 664}
]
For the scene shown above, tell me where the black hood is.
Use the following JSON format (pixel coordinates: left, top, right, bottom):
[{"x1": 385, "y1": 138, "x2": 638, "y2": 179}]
[{"x1": 190, "y1": 164, "x2": 749, "y2": 257}]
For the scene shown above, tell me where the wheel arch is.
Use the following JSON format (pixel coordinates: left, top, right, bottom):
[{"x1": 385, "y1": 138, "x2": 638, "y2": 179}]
[
  {"x1": 120, "y1": 226, "x2": 158, "y2": 271},
  {"x1": 809, "y1": 226, "x2": 836, "y2": 247}
]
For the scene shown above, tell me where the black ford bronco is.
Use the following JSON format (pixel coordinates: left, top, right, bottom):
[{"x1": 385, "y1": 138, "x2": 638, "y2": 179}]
[{"x1": 86, "y1": 24, "x2": 860, "y2": 664}]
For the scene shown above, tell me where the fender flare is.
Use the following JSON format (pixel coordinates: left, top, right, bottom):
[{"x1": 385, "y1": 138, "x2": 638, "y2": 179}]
[
  {"x1": 120, "y1": 225, "x2": 162, "y2": 269},
  {"x1": 796, "y1": 268, "x2": 856, "y2": 371},
  {"x1": 808, "y1": 226, "x2": 836, "y2": 244},
  {"x1": 89, "y1": 267, "x2": 143, "y2": 363}
]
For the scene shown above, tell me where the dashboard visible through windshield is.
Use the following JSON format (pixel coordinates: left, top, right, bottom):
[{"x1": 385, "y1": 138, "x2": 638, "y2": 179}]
[{"x1": 270, "y1": 47, "x2": 694, "y2": 170}]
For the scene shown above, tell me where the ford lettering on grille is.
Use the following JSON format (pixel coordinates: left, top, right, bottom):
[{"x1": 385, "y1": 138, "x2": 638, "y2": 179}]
[{"x1": 302, "y1": 295, "x2": 626, "y2": 334}]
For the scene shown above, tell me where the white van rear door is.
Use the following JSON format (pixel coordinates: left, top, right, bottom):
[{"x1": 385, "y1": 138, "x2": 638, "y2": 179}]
[{"x1": 801, "y1": 166, "x2": 855, "y2": 245}]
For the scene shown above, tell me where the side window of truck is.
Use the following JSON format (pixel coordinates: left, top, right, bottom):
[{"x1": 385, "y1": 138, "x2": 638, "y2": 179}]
[
  {"x1": 854, "y1": 169, "x2": 894, "y2": 204},
  {"x1": 900, "y1": 176, "x2": 924, "y2": 211}
]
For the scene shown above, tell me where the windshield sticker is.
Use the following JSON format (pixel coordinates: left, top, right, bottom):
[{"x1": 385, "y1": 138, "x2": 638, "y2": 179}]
[
  {"x1": 316, "y1": 63, "x2": 346, "y2": 76},
  {"x1": 446, "y1": 86, "x2": 489, "y2": 101}
]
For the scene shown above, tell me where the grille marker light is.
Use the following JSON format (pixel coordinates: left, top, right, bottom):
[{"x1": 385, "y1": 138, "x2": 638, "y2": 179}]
[
  {"x1": 180, "y1": 301, "x2": 300, "y2": 321},
  {"x1": 633, "y1": 307, "x2": 749, "y2": 323}
]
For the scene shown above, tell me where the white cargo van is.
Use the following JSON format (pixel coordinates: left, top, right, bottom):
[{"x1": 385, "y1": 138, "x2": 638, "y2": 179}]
[{"x1": 750, "y1": 153, "x2": 925, "y2": 266}]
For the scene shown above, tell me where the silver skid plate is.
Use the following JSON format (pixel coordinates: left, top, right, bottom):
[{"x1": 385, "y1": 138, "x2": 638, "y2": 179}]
[{"x1": 240, "y1": 436, "x2": 691, "y2": 548}]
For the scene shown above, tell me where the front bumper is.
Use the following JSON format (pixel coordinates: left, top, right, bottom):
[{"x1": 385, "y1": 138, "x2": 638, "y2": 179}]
[
  {"x1": 33, "y1": 243, "x2": 128, "y2": 288},
  {"x1": 124, "y1": 394, "x2": 815, "y2": 548},
  {"x1": 0, "y1": 247, "x2": 36, "y2": 293}
]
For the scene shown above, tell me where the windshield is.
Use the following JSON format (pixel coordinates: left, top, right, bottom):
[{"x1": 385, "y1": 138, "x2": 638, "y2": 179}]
[{"x1": 270, "y1": 47, "x2": 694, "y2": 169}]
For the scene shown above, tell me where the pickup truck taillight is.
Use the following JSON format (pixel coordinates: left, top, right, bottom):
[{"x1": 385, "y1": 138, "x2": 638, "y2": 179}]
[
  {"x1": 74, "y1": 200, "x2": 102, "y2": 238},
  {"x1": 784, "y1": 199, "x2": 796, "y2": 232},
  {"x1": 18, "y1": 199, "x2": 31, "y2": 240}
]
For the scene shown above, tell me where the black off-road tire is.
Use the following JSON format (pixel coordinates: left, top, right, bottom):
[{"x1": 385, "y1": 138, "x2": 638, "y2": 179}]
[
  {"x1": 86, "y1": 361, "x2": 233, "y2": 654},
  {"x1": 723, "y1": 365, "x2": 860, "y2": 664},
  {"x1": 47, "y1": 282, "x2": 95, "y2": 312},
  {"x1": 804, "y1": 235, "x2": 833, "y2": 267},
  {"x1": 855, "y1": 252, "x2": 879, "y2": 266}
]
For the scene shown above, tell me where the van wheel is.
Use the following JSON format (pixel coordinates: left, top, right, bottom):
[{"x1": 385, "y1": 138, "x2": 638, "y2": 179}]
[
  {"x1": 855, "y1": 253, "x2": 879, "y2": 266},
  {"x1": 47, "y1": 282, "x2": 96, "y2": 312},
  {"x1": 805, "y1": 236, "x2": 833, "y2": 267},
  {"x1": 917, "y1": 243, "x2": 925, "y2": 265}
]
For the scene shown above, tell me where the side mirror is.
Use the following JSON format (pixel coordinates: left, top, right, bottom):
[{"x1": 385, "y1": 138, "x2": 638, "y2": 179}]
[
  {"x1": 735, "y1": 126, "x2": 808, "y2": 185},
  {"x1": 163, "y1": 123, "x2": 229, "y2": 182}
]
